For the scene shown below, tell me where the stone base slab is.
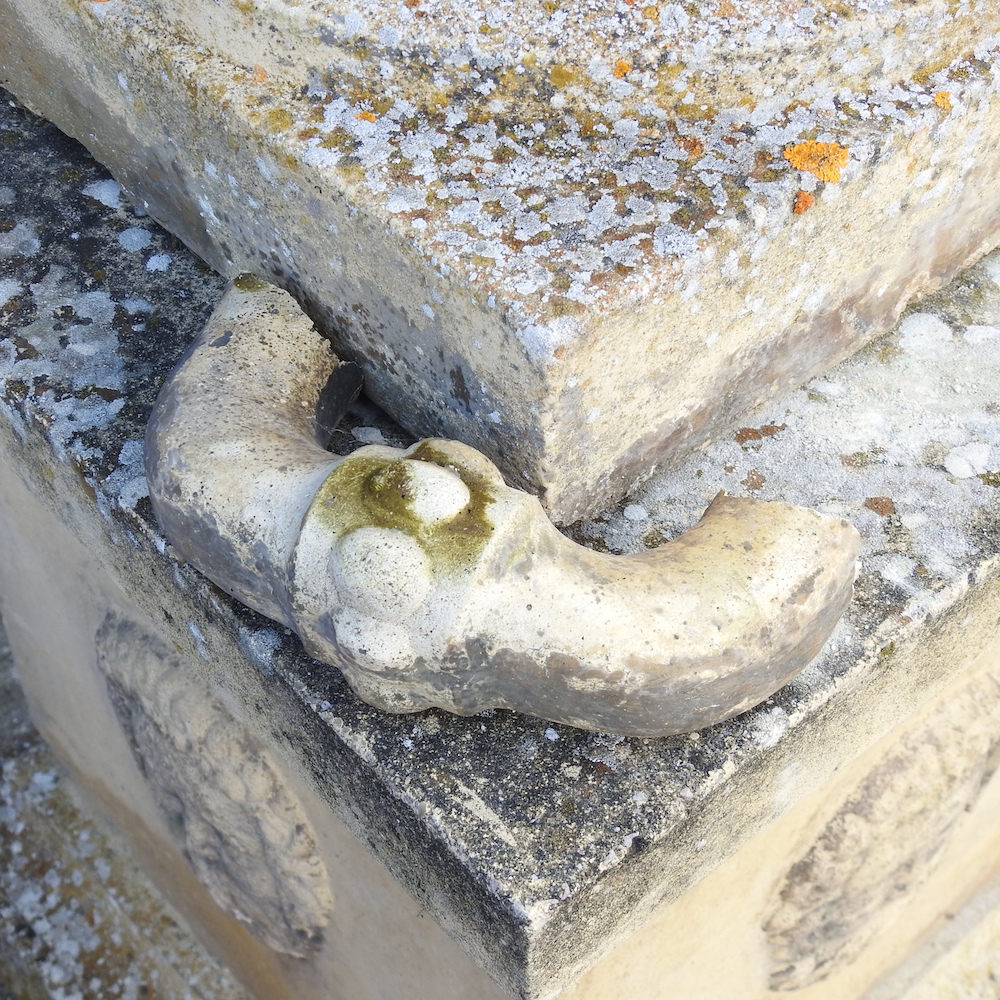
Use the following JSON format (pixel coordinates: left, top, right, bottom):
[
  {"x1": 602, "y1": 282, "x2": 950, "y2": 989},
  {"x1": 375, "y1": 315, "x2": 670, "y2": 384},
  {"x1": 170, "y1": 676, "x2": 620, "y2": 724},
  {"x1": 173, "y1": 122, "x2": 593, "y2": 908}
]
[{"x1": 4, "y1": 426, "x2": 1000, "y2": 1000}]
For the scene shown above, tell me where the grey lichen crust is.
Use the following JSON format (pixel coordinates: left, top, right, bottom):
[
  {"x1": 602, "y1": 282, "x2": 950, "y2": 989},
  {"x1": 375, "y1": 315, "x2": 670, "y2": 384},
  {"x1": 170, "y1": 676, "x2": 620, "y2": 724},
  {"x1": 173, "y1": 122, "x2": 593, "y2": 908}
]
[
  {"x1": 4, "y1": 0, "x2": 999, "y2": 522},
  {"x1": 146, "y1": 280, "x2": 860, "y2": 736}
]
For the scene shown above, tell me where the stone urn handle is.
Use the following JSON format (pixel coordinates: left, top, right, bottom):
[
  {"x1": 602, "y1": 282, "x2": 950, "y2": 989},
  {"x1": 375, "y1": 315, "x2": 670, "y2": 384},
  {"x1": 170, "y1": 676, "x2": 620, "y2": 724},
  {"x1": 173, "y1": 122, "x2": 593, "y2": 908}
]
[{"x1": 145, "y1": 279, "x2": 860, "y2": 736}]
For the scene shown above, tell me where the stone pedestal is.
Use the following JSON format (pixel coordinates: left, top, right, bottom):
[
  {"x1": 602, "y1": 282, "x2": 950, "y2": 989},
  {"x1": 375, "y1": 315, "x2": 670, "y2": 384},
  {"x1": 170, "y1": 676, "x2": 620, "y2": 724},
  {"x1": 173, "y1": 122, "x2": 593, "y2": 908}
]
[
  {"x1": 3, "y1": 93, "x2": 1000, "y2": 1000},
  {"x1": 3, "y1": 2, "x2": 999, "y2": 520}
]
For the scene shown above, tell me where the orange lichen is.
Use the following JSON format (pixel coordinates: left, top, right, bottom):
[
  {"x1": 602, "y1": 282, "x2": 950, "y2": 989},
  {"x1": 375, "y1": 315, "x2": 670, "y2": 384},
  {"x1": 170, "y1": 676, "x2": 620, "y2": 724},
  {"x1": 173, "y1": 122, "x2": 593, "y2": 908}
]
[
  {"x1": 742, "y1": 469, "x2": 766, "y2": 491},
  {"x1": 355, "y1": 110, "x2": 377, "y2": 122},
  {"x1": 252, "y1": 64, "x2": 267, "y2": 84},
  {"x1": 614, "y1": 60, "x2": 632, "y2": 78},
  {"x1": 783, "y1": 141, "x2": 850, "y2": 183},
  {"x1": 793, "y1": 190, "x2": 814, "y2": 214},
  {"x1": 677, "y1": 136, "x2": 705, "y2": 158},
  {"x1": 864, "y1": 496, "x2": 895, "y2": 516},
  {"x1": 934, "y1": 90, "x2": 952, "y2": 111}
]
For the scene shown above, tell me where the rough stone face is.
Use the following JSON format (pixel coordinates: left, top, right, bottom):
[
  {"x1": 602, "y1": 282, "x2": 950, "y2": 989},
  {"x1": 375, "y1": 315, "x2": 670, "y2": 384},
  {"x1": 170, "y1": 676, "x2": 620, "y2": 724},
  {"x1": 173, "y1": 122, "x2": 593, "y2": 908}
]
[{"x1": 2, "y1": 1, "x2": 999, "y2": 520}]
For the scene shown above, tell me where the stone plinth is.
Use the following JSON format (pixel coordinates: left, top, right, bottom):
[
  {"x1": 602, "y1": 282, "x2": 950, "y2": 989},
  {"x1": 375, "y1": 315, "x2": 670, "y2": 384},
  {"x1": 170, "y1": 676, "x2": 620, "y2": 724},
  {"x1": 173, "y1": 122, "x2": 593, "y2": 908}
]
[
  {"x1": 2, "y1": 2, "x2": 999, "y2": 520},
  {"x1": 4, "y1": 92, "x2": 1000, "y2": 1000}
]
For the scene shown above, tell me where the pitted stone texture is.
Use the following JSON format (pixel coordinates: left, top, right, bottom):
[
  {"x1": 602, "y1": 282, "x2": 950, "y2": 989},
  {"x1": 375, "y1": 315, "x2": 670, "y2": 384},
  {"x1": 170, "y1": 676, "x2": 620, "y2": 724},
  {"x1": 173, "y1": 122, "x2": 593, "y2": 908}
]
[
  {"x1": 97, "y1": 613, "x2": 333, "y2": 958},
  {"x1": 866, "y1": 872, "x2": 1000, "y2": 1000},
  {"x1": 3, "y1": 0, "x2": 999, "y2": 520},
  {"x1": 332, "y1": 526, "x2": 434, "y2": 620}
]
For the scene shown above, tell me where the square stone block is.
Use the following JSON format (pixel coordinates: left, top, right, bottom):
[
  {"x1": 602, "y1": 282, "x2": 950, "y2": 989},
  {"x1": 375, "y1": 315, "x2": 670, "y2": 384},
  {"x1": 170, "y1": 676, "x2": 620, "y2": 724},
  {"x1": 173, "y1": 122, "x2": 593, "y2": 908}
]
[
  {"x1": 4, "y1": 92, "x2": 1000, "y2": 1000},
  {"x1": 2, "y1": 1, "x2": 999, "y2": 520}
]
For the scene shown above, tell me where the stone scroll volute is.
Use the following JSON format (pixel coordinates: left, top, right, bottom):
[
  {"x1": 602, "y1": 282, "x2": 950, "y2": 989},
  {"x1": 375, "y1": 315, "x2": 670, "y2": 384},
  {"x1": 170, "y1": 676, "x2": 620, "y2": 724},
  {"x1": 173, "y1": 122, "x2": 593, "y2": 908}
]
[{"x1": 144, "y1": 280, "x2": 861, "y2": 737}]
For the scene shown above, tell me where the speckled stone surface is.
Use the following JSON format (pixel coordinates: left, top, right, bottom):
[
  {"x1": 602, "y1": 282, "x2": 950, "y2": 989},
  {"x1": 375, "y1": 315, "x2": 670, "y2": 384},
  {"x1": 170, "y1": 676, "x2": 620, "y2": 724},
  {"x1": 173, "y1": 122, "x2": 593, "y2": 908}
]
[
  {"x1": 3, "y1": 90, "x2": 1000, "y2": 999},
  {"x1": 2, "y1": 0, "x2": 999, "y2": 521},
  {"x1": 0, "y1": 614, "x2": 253, "y2": 1000}
]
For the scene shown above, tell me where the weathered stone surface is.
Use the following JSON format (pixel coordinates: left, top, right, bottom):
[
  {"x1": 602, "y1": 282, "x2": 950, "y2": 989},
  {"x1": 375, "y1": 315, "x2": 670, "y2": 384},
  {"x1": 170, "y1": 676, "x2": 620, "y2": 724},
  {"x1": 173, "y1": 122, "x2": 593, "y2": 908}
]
[
  {"x1": 866, "y1": 871, "x2": 1000, "y2": 1000},
  {"x1": 2, "y1": 2, "x2": 999, "y2": 520},
  {"x1": 3, "y1": 92, "x2": 1000, "y2": 1000}
]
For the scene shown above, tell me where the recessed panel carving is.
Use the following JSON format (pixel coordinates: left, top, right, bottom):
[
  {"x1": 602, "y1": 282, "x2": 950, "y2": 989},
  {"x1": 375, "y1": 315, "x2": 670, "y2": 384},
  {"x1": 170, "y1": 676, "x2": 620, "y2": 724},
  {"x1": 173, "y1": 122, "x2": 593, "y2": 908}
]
[
  {"x1": 96, "y1": 613, "x2": 332, "y2": 957},
  {"x1": 764, "y1": 671, "x2": 1000, "y2": 990}
]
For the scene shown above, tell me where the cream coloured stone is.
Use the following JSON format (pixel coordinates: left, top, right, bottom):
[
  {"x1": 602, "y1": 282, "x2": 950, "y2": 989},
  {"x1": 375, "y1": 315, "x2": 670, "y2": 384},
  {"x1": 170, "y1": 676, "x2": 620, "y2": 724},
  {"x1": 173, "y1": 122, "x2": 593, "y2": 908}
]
[
  {"x1": 98, "y1": 613, "x2": 334, "y2": 958},
  {"x1": 400, "y1": 460, "x2": 472, "y2": 524},
  {"x1": 331, "y1": 526, "x2": 433, "y2": 620},
  {"x1": 330, "y1": 609, "x2": 417, "y2": 675}
]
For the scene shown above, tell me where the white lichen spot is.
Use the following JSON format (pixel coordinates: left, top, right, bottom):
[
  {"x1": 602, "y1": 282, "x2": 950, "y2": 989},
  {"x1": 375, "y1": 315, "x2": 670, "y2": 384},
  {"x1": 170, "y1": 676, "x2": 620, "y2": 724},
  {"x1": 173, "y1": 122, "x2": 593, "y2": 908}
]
[
  {"x1": 385, "y1": 186, "x2": 428, "y2": 213},
  {"x1": 964, "y1": 325, "x2": 1000, "y2": 345},
  {"x1": 623, "y1": 504, "x2": 648, "y2": 522},
  {"x1": 0, "y1": 221, "x2": 41, "y2": 258},
  {"x1": 750, "y1": 706, "x2": 789, "y2": 748},
  {"x1": 116, "y1": 227, "x2": 152, "y2": 252},
  {"x1": 145, "y1": 254, "x2": 172, "y2": 272},
  {"x1": 351, "y1": 426, "x2": 386, "y2": 445},
  {"x1": 0, "y1": 277, "x2": 22, "y2": 306},
  {"x1": 516, "y1": 317, "x2": 574, "y2": 362},
  {"x1": 254, "y1": 156, "x2": 277, "y2": 184},
  {"x1": 343, "y1": 9, "x2": 368, "y2": 37},
  {"x1": 944, "y1": 442, "x2": 992, "y2": 479},
  {"x1": 81, "y1": 179, "x2": 122, "y2": 209},
  {"x1": 187, "y1": 620, "x2": 210, "y2": 660},
  {"x1": 897, "y1": 313, "x2": 953, "y2": 356},
  {"x1": 652, "y1": 223, "x2": 699, "y2": 258},
  {"x1": 197, "y1": 196, "x2": 220, "y2": 226}
]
